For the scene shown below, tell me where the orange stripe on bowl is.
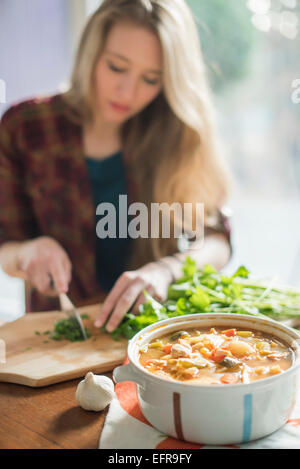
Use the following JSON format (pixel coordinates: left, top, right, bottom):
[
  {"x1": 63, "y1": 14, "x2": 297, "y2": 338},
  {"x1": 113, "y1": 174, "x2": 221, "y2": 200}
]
[
  {"x1": 287, "y1": 418, "x2": 300, "y2": 427},
  {"x1": 115, "y1": 381, "x2": 152, "y2": 427}
]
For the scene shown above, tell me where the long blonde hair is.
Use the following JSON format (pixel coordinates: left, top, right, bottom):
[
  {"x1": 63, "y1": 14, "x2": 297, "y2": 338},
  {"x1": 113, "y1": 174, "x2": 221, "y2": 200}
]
[{"x1": 64, "y1": 0, "x2": 233, "y2": 269}]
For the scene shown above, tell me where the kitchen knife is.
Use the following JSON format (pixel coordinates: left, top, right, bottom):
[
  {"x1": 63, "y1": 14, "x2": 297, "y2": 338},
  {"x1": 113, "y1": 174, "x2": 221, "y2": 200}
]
[
  {"x1": 59, "y1": 293, "x2": 88, "y2": 341},
  {"x1": 49, "y1": 274, "x2": 87, "y2": 340}
]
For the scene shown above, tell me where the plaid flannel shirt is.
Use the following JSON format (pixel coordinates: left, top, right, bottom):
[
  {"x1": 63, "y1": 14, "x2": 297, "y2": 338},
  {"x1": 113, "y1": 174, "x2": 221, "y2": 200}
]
[{"x1": 0, "y1": 94, "x2": 232, "y2": 312}]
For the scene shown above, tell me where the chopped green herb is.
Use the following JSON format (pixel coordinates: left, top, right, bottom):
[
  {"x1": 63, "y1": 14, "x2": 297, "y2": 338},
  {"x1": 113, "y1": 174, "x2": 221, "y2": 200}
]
[
  {"x1": 51, "y1": 331, "x2": 62, "y2": 341},
  {"x1": 43, "y1": 330, "x2": 50, "y2": 335},
  {"x1": 50, "y1": 317, "x2": 91, "y2": 342},
  {"x1": 34, "y1": 331, "x2": 41, "y2": 336}
]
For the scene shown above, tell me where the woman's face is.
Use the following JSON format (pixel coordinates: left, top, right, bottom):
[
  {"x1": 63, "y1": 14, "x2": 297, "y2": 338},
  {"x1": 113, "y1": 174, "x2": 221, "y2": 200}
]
[{"x1": 94, "y1": 21, "x2": 163, "y2": 124}]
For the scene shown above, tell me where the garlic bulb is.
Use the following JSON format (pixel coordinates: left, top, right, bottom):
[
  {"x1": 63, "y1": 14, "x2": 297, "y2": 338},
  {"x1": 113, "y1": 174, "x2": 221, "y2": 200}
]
[{"x1": 75, "y1": 372, "x2": 115, "y2": 411}]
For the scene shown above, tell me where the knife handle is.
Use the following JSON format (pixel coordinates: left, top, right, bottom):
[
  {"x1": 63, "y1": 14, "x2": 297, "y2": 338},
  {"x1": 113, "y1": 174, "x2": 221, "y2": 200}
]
[{"x1": 49, "y1": 274, "x2": 55, "y2": 291}]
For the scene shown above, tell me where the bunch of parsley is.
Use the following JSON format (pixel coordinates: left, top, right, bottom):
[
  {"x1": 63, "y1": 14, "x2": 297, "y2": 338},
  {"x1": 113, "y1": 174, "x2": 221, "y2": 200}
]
[{"x1": 110, "y1": 257, "x2": 300, "y2": 340}]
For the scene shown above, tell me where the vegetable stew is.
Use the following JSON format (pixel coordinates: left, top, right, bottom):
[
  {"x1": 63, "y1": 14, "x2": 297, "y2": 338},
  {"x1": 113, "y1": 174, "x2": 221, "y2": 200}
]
[{"x1": 139, "y1": 327, "x2": 294, "y2": 385}]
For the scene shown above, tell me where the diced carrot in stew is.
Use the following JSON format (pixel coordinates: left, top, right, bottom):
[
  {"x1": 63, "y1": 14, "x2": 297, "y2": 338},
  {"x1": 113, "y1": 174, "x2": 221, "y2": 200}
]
[
  {"x1": 163, "y1": 343, "x2": 173, "y2": 354},
  {"x1": 221, "y1": 329, "x2": 237, "y2": 337},
  {"x1": 220, "y1": 374, "x2": 239, "y2": 384},
  {"x1": 204, "y1": 342, "x2": 215, "y2": 351},
  {"x1": 269, "y1": 365, "x2": 282, "y2": 375},
  {"x1": 211, "y1": 348, "x2": 228, "y2": 363},
  {"x1": 145, "y1": 360, "x2": 155, "y2": 366}
]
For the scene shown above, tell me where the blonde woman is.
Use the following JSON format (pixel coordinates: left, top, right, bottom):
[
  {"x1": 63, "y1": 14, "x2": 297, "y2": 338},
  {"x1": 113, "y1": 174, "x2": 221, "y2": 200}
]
[{"x1": 0, "y1": 0, "x2": 233, "y2": 332}]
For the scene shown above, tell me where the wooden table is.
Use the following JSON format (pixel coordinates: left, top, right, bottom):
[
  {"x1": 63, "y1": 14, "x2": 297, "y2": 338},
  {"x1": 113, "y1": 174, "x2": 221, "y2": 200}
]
[{"x1": 0, "y1": 373, "x2": 112, "y2": 449}]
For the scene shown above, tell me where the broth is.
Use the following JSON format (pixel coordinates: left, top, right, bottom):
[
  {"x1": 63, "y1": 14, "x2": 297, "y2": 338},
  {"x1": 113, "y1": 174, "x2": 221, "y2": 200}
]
[{"x1": 138, "y1": 326, "x2": 294, "y2": 385}]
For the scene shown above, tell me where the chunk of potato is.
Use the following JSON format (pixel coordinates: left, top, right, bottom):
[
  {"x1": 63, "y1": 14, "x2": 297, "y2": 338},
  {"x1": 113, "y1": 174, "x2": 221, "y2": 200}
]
[
  {"x1": 227, "y1": 340, "x2": 255, "y2": 358},
  {"x1": 180, "y1": 367, "x2": 199, "y2": 378}
]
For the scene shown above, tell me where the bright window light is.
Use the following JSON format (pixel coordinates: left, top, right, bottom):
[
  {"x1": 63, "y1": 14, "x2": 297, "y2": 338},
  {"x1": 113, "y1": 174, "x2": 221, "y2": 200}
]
[
  {"x1": 280, "y1": 0, "x2": 297, "y2": 9},
  {"x1": 247, "y1": 0, "x2": 271, "y2": 15},
  {"x1": 86, "y1": 0, "x2": 102, "y2": 17}
]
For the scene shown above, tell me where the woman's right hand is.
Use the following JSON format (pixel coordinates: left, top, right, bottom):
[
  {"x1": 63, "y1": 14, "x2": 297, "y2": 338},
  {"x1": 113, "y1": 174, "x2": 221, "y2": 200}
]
[{"x1": 17, "y1": 236, "x2": 72, "y2": 296}]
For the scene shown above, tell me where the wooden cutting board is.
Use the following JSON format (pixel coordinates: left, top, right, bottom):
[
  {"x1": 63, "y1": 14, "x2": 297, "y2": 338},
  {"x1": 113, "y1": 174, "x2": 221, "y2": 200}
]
[{"x1": 0, "y1": 304, "x2": 128, "y2": 387}]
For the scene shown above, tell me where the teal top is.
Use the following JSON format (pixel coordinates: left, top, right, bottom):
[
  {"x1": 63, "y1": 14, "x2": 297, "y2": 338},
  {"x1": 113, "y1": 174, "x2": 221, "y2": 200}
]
[{"x1": 85, "y1": 151, "x2": 133, "y2": 292}]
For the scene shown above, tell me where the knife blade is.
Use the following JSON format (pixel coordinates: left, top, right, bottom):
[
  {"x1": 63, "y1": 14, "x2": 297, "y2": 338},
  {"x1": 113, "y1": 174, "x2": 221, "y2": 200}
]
[
  {"x1": 59, "y1": 293, "x2": 88, "y2": 341},
  {"x1": 48, "y1": 274, "x2": 87, "y2": 341}
]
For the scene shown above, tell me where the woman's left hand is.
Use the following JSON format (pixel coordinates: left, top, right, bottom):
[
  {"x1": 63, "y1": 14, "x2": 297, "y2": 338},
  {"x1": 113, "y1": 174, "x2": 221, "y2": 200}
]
[{"x1": 94, "y1": 262, "x2": 173, "y2": 332}]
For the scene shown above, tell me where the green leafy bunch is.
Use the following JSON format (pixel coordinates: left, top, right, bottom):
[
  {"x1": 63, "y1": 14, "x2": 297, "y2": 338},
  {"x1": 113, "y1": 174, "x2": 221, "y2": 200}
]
[{"x1": 111, "y1": 257, "x2": 300, "y2": 340}]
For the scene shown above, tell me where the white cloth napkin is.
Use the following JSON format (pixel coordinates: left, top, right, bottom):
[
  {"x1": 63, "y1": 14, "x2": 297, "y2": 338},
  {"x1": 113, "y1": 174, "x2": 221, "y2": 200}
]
[{"x1": 99, "y1": 374, "x2": 300, "y2": 449}]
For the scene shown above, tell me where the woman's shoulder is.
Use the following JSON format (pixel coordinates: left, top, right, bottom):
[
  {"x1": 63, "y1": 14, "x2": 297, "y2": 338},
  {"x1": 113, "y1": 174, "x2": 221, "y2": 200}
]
[
  {"x1": 1, "y1": 93, "x2": 68, "y2": 122},
  {"x1": 0, "y1": 93, "x2": 80, "y2": 150}
]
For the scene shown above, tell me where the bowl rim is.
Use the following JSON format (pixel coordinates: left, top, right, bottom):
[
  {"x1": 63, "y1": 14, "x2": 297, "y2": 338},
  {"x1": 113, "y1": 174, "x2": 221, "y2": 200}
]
[{"x1": 127, "y1": 313, "x2": 300, "y2": 391}]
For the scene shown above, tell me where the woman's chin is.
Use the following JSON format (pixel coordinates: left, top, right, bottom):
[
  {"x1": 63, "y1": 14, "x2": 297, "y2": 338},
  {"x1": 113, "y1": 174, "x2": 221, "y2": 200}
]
[{"x1": 104, "y1": 109, "x2": 132, "y2": 124}]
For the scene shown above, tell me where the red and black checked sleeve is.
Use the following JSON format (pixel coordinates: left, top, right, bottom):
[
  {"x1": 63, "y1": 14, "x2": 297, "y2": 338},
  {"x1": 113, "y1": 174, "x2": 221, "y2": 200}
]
[{"x1": 0, "y1": 106, "x2": 39, "y2": 246}]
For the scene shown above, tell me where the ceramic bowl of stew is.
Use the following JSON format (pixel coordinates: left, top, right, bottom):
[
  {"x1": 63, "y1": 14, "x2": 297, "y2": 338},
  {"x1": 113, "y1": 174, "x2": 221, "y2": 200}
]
[{"x1": 113, "y1": 313, "x2": 300, "y2": 445}]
